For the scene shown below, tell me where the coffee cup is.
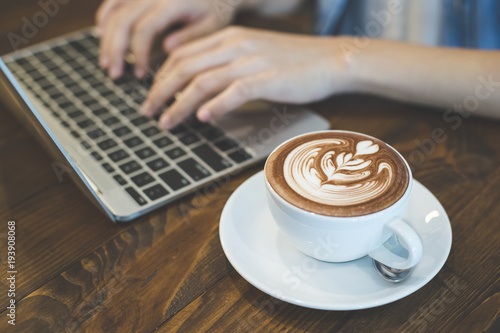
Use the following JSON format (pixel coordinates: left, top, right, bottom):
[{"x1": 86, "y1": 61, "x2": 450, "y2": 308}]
[{"x1": 264, "y1": 130, "x2": 422, "y2": 270}]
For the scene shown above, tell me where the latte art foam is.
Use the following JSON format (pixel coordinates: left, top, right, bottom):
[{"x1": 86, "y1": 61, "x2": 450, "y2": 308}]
[
  {"x1": 266, "y1": 131, "x2": 410, "y2": 217},
  {"x1": 283, "y1": 138, "x2": 393, "y2": 206}
]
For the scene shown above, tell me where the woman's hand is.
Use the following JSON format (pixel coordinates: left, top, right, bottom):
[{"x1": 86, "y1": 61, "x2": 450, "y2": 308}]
[
  {"x1": 96, "y1": 0, "x2": 239, "y2": 79},
  {"x1": 141, "y1": 27, "x2": 351, "y2": 130}
]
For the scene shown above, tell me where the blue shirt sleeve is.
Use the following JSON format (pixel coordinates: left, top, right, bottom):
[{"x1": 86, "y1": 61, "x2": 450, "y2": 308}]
[{"x1": 316, "y1": 0, "x2": 500, "y2": 49}]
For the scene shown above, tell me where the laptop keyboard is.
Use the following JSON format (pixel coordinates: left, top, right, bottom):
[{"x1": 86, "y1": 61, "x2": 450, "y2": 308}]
[{"x1": 4, "y1": 31, "x2": 253, "y2": 207}]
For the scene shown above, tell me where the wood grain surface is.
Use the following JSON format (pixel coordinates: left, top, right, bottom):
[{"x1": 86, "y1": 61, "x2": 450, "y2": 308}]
[{"x1": 0, "y1": 1, "x2": 499, "y2": 332}]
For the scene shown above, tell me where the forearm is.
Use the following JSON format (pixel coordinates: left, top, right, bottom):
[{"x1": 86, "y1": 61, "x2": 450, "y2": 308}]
[{"x1": 344, "y1": 39, "x2": 500, "y2": 119}]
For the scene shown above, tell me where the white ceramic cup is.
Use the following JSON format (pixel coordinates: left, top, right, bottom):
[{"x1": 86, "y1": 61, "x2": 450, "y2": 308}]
[{"x1": 264, "y1": 132, "x2": 423, "y2": 270}]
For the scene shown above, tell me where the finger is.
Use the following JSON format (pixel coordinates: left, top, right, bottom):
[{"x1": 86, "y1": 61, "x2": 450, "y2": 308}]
[
  {"x1": 163, "y1": 26, "x2": 242, "y2": 68},
  {"x1": 130, "y1": 4, "x2": 188, "y2": 79},
  {"x1": 100, "y1": 2, "x2": 153, "y2": 78},
  {"x1": 158, "y1": 59, "x2": 261, "y2": 129},
  {"x1": 95, "y1": 0, "x2": 123, "y2": 35},
  {"x1": 197, "y1": 74, "x2": 272, "y2": 122},
  {"x1": 143, "y1": 42, "x2": 243, "y2": 116},
  {"x1": 162, "y1": 15, "x2": 220, "y2": 52}
]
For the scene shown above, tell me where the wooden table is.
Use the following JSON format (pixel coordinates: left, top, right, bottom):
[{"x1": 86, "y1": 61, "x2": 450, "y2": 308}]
[{"x1": 1, "y1": 1, "x2": 499, "y2": 332}]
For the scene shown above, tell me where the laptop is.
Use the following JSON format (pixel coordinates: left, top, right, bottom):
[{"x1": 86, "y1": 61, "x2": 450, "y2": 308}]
[{"x1": 0, "y1": 28, "x2": 329, "y2": 222}]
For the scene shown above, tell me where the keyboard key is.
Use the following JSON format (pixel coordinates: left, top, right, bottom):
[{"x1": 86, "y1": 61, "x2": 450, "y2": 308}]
[
  {"x1": 113, "y1": 126, "x2": 132, "y2": 137},
  {"x1": 192, "y1": 144, "x2": 232, "y2": 172},
  {"x1": 228, "y1": 149, "x2": 253, "y2": 163},
  {"x1": 51, "y1": 68, "x2": 66, "y2": 78},
  {"x1": 77, "y1": 119, "x2": 95, "y2": 129},
  {"x1": 45, "y1": 86, "x2": 60, "y2": 96},
  {"x1": 165, "y1": 147, "x2": 186, "y2": 160},
  {"x1": 170, "y1": 124, "x2": 187, "y2": 135},
  {"x1": 15, "y1": 58, "x2": 28, "y2": 66},
  {"x1": 108, "y1": 149, "x2": 129, "y2": 162},
  {"x1": 124, "y1": 136, "x2": 144, "y2": 148},
  {"x1": 81, "y1": 140, "x2": 91, "y2": 149},
  {"x1": 60, "y1": 120, "x2": 70, "y2": 128},
  {"x1": 102, "y1": 163, "x2": 115, "y2": 173},
  {"x1": 102, "y1": 116, "x2": 120, "y2": 126},
  {"x1": 119, "y1": 107, "x2": 137, "y2": 116},
  {"x1": 187, "y1": 117, "x2": 211, "y2": 131},
  {"x1": 113, "y1": 174, "x2": 127, "y2": 185},
  {"x1": 83, "y1": 98, "x2": 98, "y2": 106},
  {"x1": 87, "y1": 128, "x2": 106, "y2": 140},
  {"x1": 92, "y1": 107, "x2": 110, "y2": 117},
  {"x1": 105, "y1": 93, "x2": 121, "y2": 102},
  {"x1": 159, "y1": 169, "x2": 190, "y2": 191},
  {"x1": 77, "y1": 68, "x2": 93, "y2": 79},
  {"x1": 56, "y1": 73, "x2": 70, "y2": 82},
  {"x1": 21, "y1": 62, "x2": 36, "y2": 71},
  {"x1": 125, "y1": 187, "x2": 147, "y2": 206},
  {"x1": 69, "y1": 39, "x2": 88, "y2": 53},
  {"x1": 132, "y1": 95, "x2": 146, "y2": 104},
  {"x1": 97, "y1": 138, "x2": 117, "y2": 150},
  {"x1": 135, "y1": 147, "x2": 156, "y2": 159},
  {"x1": 119, "y1": 161, "x2": 142, "y2": 174},
  {"x1": 70, "y1": 130, "x2": 80, "y2": 138},
  {"x1": 56, "y1": 98, "x2": 73, "y2": 109},
  {"x1": 143, "y1": 184, "x2": 169, "y2": 201},
  {"x1": 86, "y1": 77, "x2": 101, "y2": 86},
  {"x1": 109, "y1": 98, "x2": 125, "y2": 106},
  {"x1": 131, "y1": 172, "x2": 155, "y2": 187},
  {"x1": 179, "y1": 133, "x2": 200, "y2": 146},
  {"x1": 110, "y1": 99, "x2": 127, "y2": 109},
  {"x1": 153, "y1": 137, "x2": 173, "y2": 148},
  {"x1": 200, "y1": 127, "x2": 224, "y2": 141},
  {"x1": 49, "y1": 91, "x2": 64, "y2": 100},
  {"x1": 33, "y1": 74, "x2": 47, "y2": 83},
  {"x1": 34, "y1": 52, "x2": 50, "y2": 62},
  {"x1": 73, "y1": 89, "x2": 89, "y2": 98},
  {"x1": 44, "y1": 60, "x2": 59, "y2": 71},
  {"x1": 146, "y1": 158, "x2": 169, "y2": 171},
  {"x1": 67, "y1": 110, "x2": 84, "y2": 118},
  {"x1": 214, "y1": 138, "x2": 239, "y2": 151},
  {"x1": 82, "y1": 50, "x2": 97, "y2": 60},
  {"x1": 70, "y1": 63, "x2": 84, "y2": 72},
  {"x1": 35, "y1": 77, "x2": 52, "y2": 89},
  {"x1": 178, "y1": 158, "x2": 211, "y2": 181},
  {"x1": 142, "y1": 126, "x2": 160, "y2": 137},
  {"x1": 131, "y1": 116, "x2": 149, "y2": 126},
  {"x1": 52, "y1": 46, "x2": 67, "y2": 56},
  {"x1": 91, "y1": 151, "x2": 103, "y2": 161},
  {"x1": 100, "y1": 89, "x2": 115, "y2": 97}
]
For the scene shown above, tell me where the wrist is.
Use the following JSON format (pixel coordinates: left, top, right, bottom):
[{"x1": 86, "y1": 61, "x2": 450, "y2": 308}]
[{"x1": 325, "y1": 36, "x2": 362, "y2": 96}]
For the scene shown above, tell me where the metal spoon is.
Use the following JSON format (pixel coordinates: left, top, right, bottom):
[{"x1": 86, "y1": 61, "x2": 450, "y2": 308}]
[
  {"x1": 373, "y1": 259, "x2": 411, "y2": 282},
  {"x1": 372, "y1": 234, "x2": 412, "y2": 282}
]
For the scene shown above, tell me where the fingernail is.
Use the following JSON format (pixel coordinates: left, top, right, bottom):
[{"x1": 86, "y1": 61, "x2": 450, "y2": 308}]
[
  {"x1": 100, "y1": 56, "x2": 108, "y2": 69},
  {"x1": 161, "y1": 116, "x2": 173, "y2": 130},
  {"x1": 141, "y1": 101, "x2": 152, "y2": 116},
  {"x1": 109, "y1": 66, "x2": 120, "y2": 79},
  {"x1": 198, "y1": 108, "x2": 211, "y2": 122},
  {"x1": 135, "y1": 67, "x2": 145, "y2": 79},
  {"x1": 165, "y1": 36, "x2": 177, "y2": 52}
]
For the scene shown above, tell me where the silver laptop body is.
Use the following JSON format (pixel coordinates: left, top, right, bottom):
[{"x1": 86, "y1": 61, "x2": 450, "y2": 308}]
[{"x1": 0, "y1": 28, "x2": 329, "y2": 222}]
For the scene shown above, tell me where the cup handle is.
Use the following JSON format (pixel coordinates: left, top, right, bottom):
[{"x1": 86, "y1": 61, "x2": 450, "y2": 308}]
[{"x1": 368, "y1": 218, "x2": 423, "y2": 270}]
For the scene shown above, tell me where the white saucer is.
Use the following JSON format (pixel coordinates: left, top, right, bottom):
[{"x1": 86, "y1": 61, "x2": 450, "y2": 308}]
[{"x1": 219, "y1": 171, "x2": 452, "y2": 310}]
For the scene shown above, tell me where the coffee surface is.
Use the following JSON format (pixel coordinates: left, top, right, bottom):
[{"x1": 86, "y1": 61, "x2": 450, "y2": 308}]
[{"x1": 265, "y1": 131, "x2": 410, "y2": 217}]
